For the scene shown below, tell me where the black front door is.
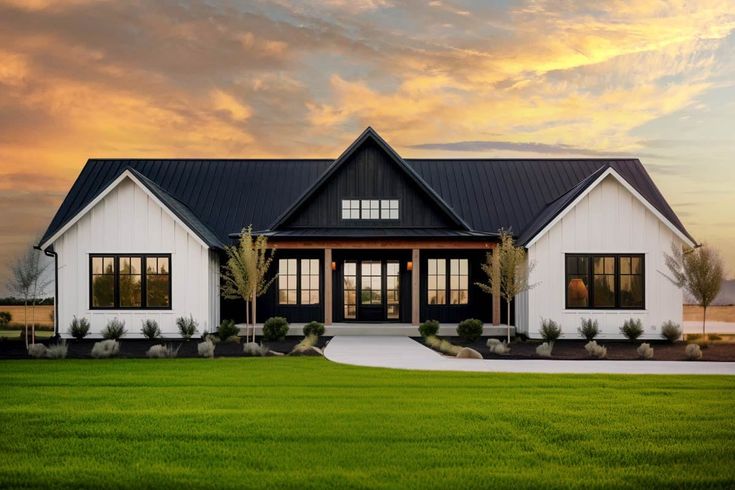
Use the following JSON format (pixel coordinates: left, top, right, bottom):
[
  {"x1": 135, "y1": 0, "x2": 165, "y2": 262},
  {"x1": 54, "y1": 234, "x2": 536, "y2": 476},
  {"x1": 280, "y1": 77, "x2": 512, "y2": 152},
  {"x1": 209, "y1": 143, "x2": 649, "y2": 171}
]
[{"x1": 343, "y1": 260, "x2": 400, "y2": 321}]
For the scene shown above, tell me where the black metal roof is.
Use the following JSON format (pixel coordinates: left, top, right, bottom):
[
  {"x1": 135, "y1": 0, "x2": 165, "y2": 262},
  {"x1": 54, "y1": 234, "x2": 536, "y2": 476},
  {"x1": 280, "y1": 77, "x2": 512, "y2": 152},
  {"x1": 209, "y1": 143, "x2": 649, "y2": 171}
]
[{"x1": 40, "y1": 132, "x2": 695, "y2": 249}]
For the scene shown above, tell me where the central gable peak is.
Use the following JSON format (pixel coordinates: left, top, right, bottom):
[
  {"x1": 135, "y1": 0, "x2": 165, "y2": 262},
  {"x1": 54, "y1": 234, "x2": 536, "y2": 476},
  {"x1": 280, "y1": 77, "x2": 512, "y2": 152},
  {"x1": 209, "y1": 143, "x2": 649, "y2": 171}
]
[{"x1": 269, "y1": 127, "x2": 470, "y2": 231}]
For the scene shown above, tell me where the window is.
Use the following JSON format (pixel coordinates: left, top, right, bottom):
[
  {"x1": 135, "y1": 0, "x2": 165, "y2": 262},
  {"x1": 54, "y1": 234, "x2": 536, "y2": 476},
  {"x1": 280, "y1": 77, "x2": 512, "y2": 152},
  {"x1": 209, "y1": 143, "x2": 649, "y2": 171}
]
[
  {"x1": 341, "y1": 199, "x2": 399, "y2": 220},
  {"x1": 278, "y1": 258, "x2": 320, "y2": 306},
  {"x1": 449, "y1": 259, "x2": 469, "y2": 305},
  {"x1": 278, "y1": 259, "x2": 298, "y2": 305},
  {"x1": 361, "y1": 200, "x2": 380, "y2": 219},
  {"x1": 300, "y1": 259, "x2": 320, "y2": 305},
  {"x1": 90, "y1": 255, "x2": 170, "y2": 309},
  {"x1": 344, "y1": 261, "x2": 357, "y2": 319},
  {"x1": 427, "y1": 258, "x2": 469, "y2": 305},
  {"x1": 386, "y1": 261, "x2": 400, "y2": 319},
  {"x1": 341, "y1": 200, "x2": 360, "y2": 219},
  {"x1": 380, "y1": 200, "x2": 399, "y2": 219},
  {"x1": 565, "y1": 254, "x2": 645, "y2": 309},
  {"x1": 361, "y1": 261, "x2": 382, "y2": 304}
]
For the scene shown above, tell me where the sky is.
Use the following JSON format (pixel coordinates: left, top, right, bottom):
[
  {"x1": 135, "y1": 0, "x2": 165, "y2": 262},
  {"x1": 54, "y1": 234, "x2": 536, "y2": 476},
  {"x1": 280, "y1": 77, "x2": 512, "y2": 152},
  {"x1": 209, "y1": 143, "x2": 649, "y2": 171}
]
[{"x1": 0, "y1": 0, "x2": 734, "y2": 295}]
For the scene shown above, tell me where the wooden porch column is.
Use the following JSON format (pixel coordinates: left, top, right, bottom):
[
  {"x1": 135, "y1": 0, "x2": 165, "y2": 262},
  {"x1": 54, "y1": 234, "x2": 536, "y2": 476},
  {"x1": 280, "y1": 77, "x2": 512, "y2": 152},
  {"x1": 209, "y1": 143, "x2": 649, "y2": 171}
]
[
  {"x1": 492, "y1": 250, "x2": 501, "y2": 325},
  {"x1": 324, "y1": 248, "x2": 333, "y2": 325},
  {"x1": 411, "y1": 248, "x2": 420, "y2": 326}
]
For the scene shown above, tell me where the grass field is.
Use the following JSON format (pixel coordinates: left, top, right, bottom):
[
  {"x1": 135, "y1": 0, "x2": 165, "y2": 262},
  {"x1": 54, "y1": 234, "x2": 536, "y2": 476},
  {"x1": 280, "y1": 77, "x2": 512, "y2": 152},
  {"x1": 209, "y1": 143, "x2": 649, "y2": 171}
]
[
  {"x1": 0, "y1": 305, "x2": 53, "y2": 328},
  {"x1": 685, "y1": 305, "x2": 735, "y2": 323},
  {"x1": 0, "y1": 359, "x2": 733, "y2": 488}
]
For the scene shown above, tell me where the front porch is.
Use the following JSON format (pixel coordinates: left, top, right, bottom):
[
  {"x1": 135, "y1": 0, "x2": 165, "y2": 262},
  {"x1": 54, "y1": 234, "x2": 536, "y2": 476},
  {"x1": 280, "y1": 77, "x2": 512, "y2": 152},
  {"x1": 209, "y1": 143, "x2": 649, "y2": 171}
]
[{"x1": 238, "y1": 322, "x2": 515, "y2": 337}]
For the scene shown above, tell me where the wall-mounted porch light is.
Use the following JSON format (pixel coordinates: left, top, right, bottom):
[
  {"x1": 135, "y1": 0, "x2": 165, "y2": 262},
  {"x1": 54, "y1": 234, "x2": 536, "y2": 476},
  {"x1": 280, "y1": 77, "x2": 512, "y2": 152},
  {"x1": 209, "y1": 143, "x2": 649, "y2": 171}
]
[
  {"x1": 407, "y1": 261, "x2": 413, "y2": 271},
  {"x1": 331, "y1": 261, "x2": 337, "y2": 271}
]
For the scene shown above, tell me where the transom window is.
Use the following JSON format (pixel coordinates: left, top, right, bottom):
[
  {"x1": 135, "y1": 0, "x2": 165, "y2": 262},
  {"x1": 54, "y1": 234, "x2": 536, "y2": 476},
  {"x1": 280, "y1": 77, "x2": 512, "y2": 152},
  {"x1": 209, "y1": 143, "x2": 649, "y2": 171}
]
[
  {"x1": 427, "y1": 258, "x2": 468, "y2": 305},
  {"x1": 341, "y1": 199, "x2": 399, "y2": 220},
  {"x1": 278, "y1": 258, "x2": 320, "y2": 305},
  {"x1": 90, "y1": 255, "x2": 170, "y2": 309},
  {"x1": 565, "y1": 254, "x2": 645, "y2": 309}
]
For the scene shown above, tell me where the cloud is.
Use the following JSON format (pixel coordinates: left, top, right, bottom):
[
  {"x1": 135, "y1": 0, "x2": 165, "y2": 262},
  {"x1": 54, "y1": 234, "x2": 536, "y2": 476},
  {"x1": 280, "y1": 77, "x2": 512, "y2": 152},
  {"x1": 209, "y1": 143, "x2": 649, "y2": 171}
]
[{"x1": 408, "y1": 140, "x2": 655, "y2": 158}]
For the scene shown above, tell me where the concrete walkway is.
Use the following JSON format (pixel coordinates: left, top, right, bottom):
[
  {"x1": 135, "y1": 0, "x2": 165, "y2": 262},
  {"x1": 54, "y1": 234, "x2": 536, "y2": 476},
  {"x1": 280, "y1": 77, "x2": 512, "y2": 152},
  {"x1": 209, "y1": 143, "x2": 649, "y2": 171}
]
[{"x1": 324, "y1": 336, "x2": 735, "y2": 375}]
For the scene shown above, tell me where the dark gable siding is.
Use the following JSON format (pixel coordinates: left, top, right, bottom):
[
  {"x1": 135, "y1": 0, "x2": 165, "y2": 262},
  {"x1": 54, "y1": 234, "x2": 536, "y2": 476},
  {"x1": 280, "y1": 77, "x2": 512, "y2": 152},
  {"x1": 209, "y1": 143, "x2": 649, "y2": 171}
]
[{"x1": 283, "y1": 140, "x2": 455, "y2": 229}]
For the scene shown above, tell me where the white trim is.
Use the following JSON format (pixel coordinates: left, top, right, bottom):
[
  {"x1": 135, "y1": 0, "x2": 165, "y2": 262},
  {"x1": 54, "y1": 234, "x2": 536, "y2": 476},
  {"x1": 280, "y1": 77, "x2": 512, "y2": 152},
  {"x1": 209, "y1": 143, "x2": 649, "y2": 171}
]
[
  {"x1": 524, "y1": 168, "x2": 696, "y2": 248},
  {"x1": 40, "y1": 170, "x2": 210, "y2": 250}
]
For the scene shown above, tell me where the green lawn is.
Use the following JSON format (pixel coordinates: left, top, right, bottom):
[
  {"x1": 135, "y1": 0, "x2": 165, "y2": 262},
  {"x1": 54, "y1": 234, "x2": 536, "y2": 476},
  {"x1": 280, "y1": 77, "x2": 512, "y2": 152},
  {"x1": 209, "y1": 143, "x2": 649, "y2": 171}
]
[{"x1": 1, "y1": 359, "x2": 734, "y2": 489}]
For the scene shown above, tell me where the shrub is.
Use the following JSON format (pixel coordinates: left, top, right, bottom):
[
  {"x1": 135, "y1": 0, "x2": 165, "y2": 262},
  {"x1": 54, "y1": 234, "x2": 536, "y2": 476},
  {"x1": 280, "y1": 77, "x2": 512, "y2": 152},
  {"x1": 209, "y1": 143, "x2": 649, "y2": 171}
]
[
  {"x1": 176, "y1": 315, "x2": 198, "y2": 340},
  {"x1": 456, "y1": 319, "x2": 483, "y2": 342},
  {"x1": 539, "y1": 319, "x2": 562, "y2": 342},
  {"x1": 0, "y1": 311, "x2": 11, "y2": 327},
  {"x1": 101, "y1": 318, "x2": 126, "y2": 340},
  {"x1": 91, "y1": 340, "x2": 119, "y2": 358},
  {"x1": 661, "y1": 321, "x2": 682, "y2": 343},
  {"x1": 217, "y1": 320, "x2": 239, "y2": 341},
  {"x1": 620, "y1": 318, "x2": 643, "y2": 340},
  {"x1": 419, "y1": 320, "x2": 440, "y2": 338},
  {"x1": 68, "y1": 316, "x2": 90, "y2": 340},
  {"x1": 146, "y1": 344, "x2": 179, "y2": 358},
  {"x1": 536, "y1": 342, "x2": 553, "y2": 358},
  {"x1": 291, "y1": 334, "x2": 318, "y2": 354},
  {"x1": 244, "y1": 342, "x2": 270, "y2": 356},
  {"x1": 685, "y1": 343, "x2": 702, "y2": 360},
  {"x1": 28, "y1": 343, "x2": 47, "y2": 359},
  {"x1": 263, "y1": 316, "x2": 289, "y2": 341},
  {"x1": 197, "y1": 339, "x2": 215, "y2": 358},
  {"x1": 46, "y1": 340, "x2": 68, "y2": 359},
  {"x1": 486, "y1": 338, "x2": 510, "y2": 355},
  {"x1": 424, "y1": 335, "x2": 462, "y2": 355},
  {"x1": 584, "y1": 341, "x2": 607, "y2": 359},
  {"x1": 578, "y1": 318, "x2": 599, "y2": 341},
  {"x1": 202, "y1": 332, "x2": 221, "y2": 344},
  {"x1": 225, "y1": 335, "x2": 241, "y2": 344},
  {"x1": 637, "y1": 343, "x2": 654, "y2": 360},
  {"x1": 303, "y1": 321, "x2": 325, "y2": 337},
  {"x1": 140, "y1": 319, "x2": 160, "y2": 339}
]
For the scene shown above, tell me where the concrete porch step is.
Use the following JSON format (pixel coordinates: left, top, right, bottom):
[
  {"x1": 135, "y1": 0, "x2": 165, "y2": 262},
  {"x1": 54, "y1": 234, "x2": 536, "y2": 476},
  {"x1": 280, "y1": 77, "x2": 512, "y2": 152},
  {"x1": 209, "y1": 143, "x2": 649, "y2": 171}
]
[{"x1": 237, "y1": 323, "x2": 515, "y2": 337}]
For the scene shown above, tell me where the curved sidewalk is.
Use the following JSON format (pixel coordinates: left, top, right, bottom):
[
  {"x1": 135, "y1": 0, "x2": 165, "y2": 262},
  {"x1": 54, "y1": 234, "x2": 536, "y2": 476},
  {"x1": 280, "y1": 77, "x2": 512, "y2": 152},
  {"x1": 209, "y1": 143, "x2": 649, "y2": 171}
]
[{"x1": 324, "y1": 336, "x2": 735, "y2": 375}]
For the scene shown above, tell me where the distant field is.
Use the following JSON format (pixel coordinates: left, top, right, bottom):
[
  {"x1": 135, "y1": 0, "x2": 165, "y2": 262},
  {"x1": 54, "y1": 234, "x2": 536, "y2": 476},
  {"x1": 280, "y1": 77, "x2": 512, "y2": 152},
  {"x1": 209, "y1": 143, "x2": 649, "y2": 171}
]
[
  {"x1": 0, "y1": 305, "x2": 54, "y2": 328},
  {"x1": 685, "y1": 305, "x2": 735, "y2": 323}
]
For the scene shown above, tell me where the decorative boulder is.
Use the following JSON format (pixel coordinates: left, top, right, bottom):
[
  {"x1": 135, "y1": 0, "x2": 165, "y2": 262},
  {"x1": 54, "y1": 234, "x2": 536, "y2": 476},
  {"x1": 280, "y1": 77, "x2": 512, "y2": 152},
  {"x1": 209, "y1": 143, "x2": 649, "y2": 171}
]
[
  {"x1": 685, "y1": 343, "x2": 702, "y2": 361},
  {"x1": 28, "y1": 343, "x2": 48, "y2": 359},
  {"x1": 456, "y1": 347, "x2": 483, "y2": 359}
]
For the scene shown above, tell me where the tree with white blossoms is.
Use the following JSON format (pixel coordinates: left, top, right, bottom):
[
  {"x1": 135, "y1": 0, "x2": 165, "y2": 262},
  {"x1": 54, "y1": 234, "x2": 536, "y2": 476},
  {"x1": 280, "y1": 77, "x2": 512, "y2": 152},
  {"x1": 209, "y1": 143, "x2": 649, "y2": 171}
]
[
  {"x1": 221, "y1": 226, "x2": 276, "y2": 343},
  {"x1": 476, "y1": 231, "x2": 536, "y2": 343},
  {"x1": 664, "y1": 243, "x2": 723, "y2": 343}
]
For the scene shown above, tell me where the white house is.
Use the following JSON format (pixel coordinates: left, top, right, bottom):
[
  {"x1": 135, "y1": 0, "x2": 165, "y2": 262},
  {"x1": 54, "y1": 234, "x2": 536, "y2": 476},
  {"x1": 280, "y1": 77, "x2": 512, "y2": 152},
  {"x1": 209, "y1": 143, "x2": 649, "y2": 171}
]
[{"x1": 39, "y1": 128, "x2": 695, "y2": 339}]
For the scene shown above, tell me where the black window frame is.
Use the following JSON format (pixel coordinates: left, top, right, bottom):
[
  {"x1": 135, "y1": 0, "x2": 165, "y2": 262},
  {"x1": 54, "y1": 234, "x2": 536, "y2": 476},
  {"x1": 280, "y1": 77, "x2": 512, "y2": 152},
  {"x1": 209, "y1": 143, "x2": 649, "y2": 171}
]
[
  {"x1": 277, "y1": 257, "x2": 322, "y2": 306},
  {"x1": 426, "y1": 257, "x2": 469, "y2": 306},
  {"x1": 340, "y1": 198, "x2": 400, "y2": 221},
  {"x1": 89, "y1": 254, "x2": 172, "y2": 310},
  {"x1": 564, "y1": 253, "x2": 645, "y2": 310}
]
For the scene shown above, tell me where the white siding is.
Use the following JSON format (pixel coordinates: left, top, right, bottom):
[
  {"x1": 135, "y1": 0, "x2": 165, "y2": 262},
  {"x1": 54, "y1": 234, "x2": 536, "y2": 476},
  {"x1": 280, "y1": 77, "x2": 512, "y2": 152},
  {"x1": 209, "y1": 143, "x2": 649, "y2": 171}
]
[
  {"x1": 53, "y1": 177, "x2": 216, "y2": 338},
  {"x1": 518, "y1": 175, "x2": 685, "y2": 339}
]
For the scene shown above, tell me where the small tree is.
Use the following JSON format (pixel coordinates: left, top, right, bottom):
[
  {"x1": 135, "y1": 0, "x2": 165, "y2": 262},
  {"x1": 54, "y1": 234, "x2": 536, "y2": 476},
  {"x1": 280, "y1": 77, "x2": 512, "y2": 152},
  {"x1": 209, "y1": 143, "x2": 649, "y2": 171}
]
[
  {"x1": 7, "y1": 248, "x2": 50, "y2": 347},
  {"x1": 476, "y1": 231, "x2": 536, "y2": 343},
  {"x1": 221, "y1": 226, "x2": 276, "y2": 343},
  {"x1": 664, "y1": 243, "x2": 724, "y2": 343}
]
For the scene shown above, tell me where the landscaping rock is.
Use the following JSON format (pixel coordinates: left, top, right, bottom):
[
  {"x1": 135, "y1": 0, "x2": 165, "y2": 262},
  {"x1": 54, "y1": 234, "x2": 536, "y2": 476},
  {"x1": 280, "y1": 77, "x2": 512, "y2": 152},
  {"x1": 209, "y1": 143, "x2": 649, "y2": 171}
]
[
  {"x1": 456, "y1": 347, "x2": 483, "y2": 359},
  {"x1": 289, "y1": 346, "x2": 323, "y2": 357}
]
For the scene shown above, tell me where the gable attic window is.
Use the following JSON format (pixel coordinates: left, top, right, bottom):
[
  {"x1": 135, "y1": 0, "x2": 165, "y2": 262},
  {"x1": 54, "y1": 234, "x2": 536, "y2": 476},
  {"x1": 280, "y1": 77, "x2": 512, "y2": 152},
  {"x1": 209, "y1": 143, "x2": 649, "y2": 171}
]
[{"x1": 341, "y1": 199, "x2": 399, "y2": 220}]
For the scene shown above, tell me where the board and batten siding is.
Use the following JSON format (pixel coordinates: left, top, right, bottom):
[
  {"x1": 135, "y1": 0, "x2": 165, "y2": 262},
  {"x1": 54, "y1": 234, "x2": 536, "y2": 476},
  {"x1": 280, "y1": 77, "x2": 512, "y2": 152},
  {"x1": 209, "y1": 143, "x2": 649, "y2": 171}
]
[
  {"x1": 53, "y1": 177, "x2": 219, "y2": 338},
  {"x1": 517, "y1": 175, "x2": 685, "y2": 339}
]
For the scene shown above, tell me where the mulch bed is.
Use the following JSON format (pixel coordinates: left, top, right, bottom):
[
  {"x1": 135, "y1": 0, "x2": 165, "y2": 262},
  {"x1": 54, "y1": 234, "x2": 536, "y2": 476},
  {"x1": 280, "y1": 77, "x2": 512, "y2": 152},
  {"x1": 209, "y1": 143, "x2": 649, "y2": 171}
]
[
  {"x1": 413, "y1": 337, "x2": 735, "y2": 362},
  {"x1": 0, "y1": 336, "x2": 332, "y2": 360}
]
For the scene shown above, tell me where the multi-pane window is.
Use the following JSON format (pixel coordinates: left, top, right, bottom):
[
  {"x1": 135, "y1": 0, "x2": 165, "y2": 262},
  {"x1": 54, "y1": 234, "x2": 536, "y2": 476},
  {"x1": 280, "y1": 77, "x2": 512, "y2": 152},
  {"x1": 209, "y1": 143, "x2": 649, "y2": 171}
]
[
  {"x1": 386, "y1": 261, "x2": 400, "y2": 319},
  {"x1": 90, "y1": 255, "x2": 170, "y2": 309},
  {"x1": 341, "y1": 199, "x2": 399, "y2": 220},
  {"x1": 341, "y1": 200, "x2": 360, "y2": 219},
  {"x1": 278, "y1": 259, "x2": 298, "y2": 305},
  {"x1": 427, "y1": 258, "x2": 447, "y2": 305},
  {"x1": 380, "y1": 200, "x2": 399, "y2": 219},
  {"x1": 360, "y1": 200, "x2": 380, "y2": 219},
  {"x1": 565, "y1": 254, "x2": 645, "y2": 309},
  {"x1": 300, "y1": 259, "x2": 320, "y2": 305},
  {"x1": 361, "y1": 261, "x2": 382, "y2": 304},
  {"x1": 449, "y1": 259, "x2": 469, "y2": 305},
  {"x1": 279, "y1": 258, "x2": 320, "y2": 306},
  {"x1": 344, "y1": 261, "x2": 357, "y2": 319},
  {"x1": 428, "y1": 258, "x2": 469, "y2": 305}
]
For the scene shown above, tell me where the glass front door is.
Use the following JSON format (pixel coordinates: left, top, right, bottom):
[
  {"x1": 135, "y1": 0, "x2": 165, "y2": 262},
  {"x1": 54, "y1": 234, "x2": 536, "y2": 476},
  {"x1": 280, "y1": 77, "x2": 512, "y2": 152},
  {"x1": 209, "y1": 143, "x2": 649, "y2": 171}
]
[{"x1": 343, "y1": 260, "x2": 400, "y2": 321}]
